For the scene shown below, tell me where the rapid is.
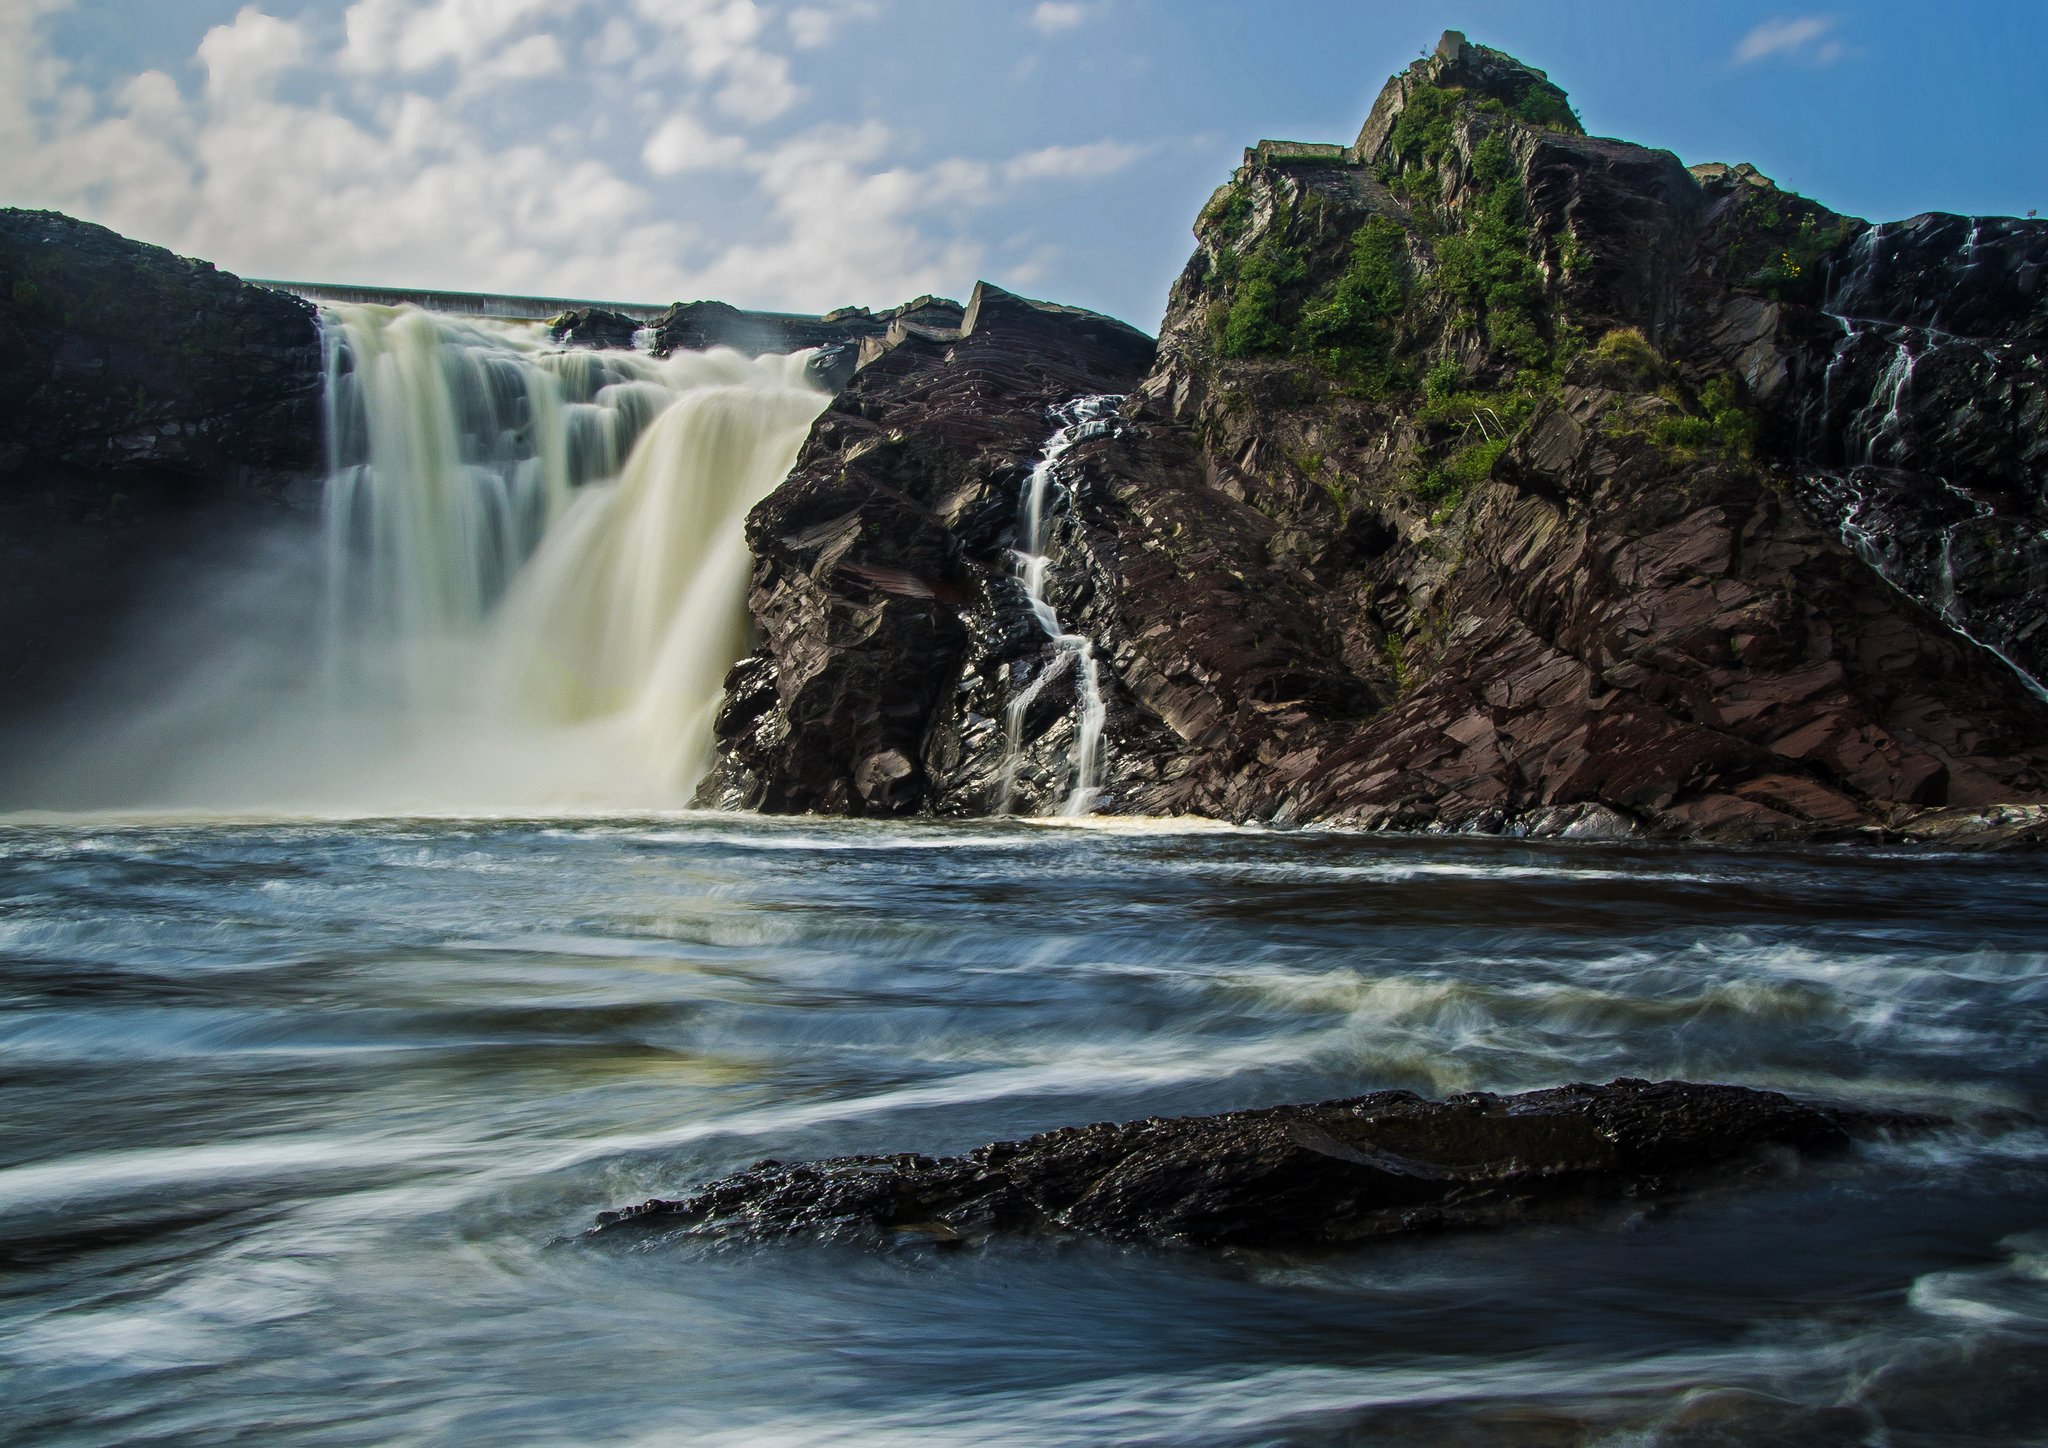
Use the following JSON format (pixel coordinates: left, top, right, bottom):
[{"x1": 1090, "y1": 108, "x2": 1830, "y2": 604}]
[{"x1": 2, "y1": 819, "x2": 2046, "y2": 1444}]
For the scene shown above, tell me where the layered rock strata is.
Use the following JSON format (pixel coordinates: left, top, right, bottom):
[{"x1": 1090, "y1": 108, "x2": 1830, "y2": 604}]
[
  {"x1": 707, "y1": 31, "x2": 2048, "y2": 841},
  {"x1": 592, "y1": 1078, "x2": 1917, "y2": 1251}
]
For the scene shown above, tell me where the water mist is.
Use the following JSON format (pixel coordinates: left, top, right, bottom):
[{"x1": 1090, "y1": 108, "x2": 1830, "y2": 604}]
[{"x1": 9, "y1": 304, "x2": 829, "y2": 814}]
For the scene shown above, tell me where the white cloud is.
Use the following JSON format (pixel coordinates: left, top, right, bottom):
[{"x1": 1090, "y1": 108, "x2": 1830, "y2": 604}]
[
  {"x1": 1733, "y1": 15, "x2": 1845, "y2": 66},
  {"x1": 1003, "y1": 138, "x2": 1147, "y2": 183},
  {"x1": 0, "y1": 3, "x2": 1150, "y2": 315},
  {"x1": 628, "y1": 0, "x2": 804, "y2": 124},
  {"x1": 642, "y1": 112, "x2": 749, "y2": 174},
  {"x1": 1029, "y1": 2, "x2": 1088, "y2": 35},
  {"x1": 342, "y1": 0, "x2": 558, "y2": 73},
  {"x1": 459, "y1": 31, "x2": 565, "y2": 90},
  {"x1": 787, "y1": 2, "x2": 882, "y2": 50},
  {"x1": 197, "y1": 7, "x2": 306, "y2": 100}
]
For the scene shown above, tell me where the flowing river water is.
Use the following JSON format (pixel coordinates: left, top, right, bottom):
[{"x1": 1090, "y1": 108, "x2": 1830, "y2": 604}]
[{"x1": 3, "y1": 815, "x2": 2046, "y2": 1445}]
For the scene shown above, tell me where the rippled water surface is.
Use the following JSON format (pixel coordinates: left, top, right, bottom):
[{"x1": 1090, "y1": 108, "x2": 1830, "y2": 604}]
[{"x1": 3, "y1": 816, "x2": 2046, "y2": 1445}]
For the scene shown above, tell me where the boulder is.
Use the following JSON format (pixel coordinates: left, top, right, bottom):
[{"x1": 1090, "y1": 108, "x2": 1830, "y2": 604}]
[
  {"x1": 547, "y1": 305, "x2": 642, "y2": 349},
  {"x1": 591, "y1": 1078, "x2": 1925, "y2": 1251}
]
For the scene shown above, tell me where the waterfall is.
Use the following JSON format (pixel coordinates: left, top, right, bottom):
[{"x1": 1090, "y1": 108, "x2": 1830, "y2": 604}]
[
  {"x1": 1794, "y1": 216, "x2": 2048, "y2": 701},
  {"x1": 7, "y1": 301, "x2": 830, "y2": 813},
  {"x1": 999, "y1": 395, "x2": 1122, "y2": 817},
  {"x1": 308, "y1": 303, "x2": 829, "y2": 808}
]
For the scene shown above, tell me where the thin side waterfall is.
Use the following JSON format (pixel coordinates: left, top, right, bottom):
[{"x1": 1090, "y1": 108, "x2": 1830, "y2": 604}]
[
  {"x1": 1792, "y1": 217, "x2": 2048, "y2": 703},
  {"x1": 1000, "y1": 395, "x2": 1122, "y2": 817}
]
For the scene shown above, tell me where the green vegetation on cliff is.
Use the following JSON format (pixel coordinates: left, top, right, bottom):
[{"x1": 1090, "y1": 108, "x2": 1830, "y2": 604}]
[
  {"x1": 1208, "y1": 195, "x2": 1415, "y2": 394},
  {"x1": 1430, "y1": 134, "x2": 1550, "y2": 368}
]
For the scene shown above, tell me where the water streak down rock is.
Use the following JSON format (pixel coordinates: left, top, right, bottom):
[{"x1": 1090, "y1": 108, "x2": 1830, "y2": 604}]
[
  {"x1": 706, "y1": 31, "x2": 2048, "y2": 842},
  {"x1": 592, "y1": 1078, "x2": 1918, "y2": 1251}
]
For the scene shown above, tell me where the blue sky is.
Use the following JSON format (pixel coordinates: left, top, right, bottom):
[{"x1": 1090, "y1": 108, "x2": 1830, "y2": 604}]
[{"x1": 4, "y1": 1, "x2": 2043, "y2": 329}]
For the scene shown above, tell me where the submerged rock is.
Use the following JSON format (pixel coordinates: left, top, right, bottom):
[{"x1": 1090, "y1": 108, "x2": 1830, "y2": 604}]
[{"x1": 591, "y1": 1078, "x2": 1917, "y2": 1251}]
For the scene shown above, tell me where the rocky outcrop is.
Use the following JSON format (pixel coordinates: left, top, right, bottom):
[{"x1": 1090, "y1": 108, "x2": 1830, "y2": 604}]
[
  {"x1": 1788, "y1": 215, "x2": 2048, "y2": 686},
  {"x1": 547, "y1": 305, "x2": 642, "y2": 349},
  {"x1": 648, "y1": 294, "x2": 964, "y2": 359},
  {"x1": 695, "y1": 282, "x2": 1156, "y2": 814},
  {"x1": 591, "y1": 1078, "x2": 1919, "y2": 1251},
  {"x1": 0, "y1": 209, "x2": 323, "y2": 710},
  {"x1": 707, "y1": 32, "x2": 2048, "y2": 841}
]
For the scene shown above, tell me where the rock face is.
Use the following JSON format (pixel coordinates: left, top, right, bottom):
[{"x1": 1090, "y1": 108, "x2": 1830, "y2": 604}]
[
  {"x1": 0, "y1": 209, "x2": 323, "y2": 710},
  {"x1": 547, "y1": 305, "x2": 643, "y2": 349},
  {"x1": 706, "y1": 32, "x2": 2048, "y2": 841},
  {"x1": 695, "y1": 281, "x2": 1157, "y2": 815},
  {"x1": 591, "y1": 1078, "x2": 1910, "y2": 1251},
  {"x1": 647, "y1": 294, "x2": 964, "y2": 359}
]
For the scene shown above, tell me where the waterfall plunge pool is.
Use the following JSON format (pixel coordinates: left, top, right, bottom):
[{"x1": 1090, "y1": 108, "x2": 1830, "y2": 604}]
[{"x1": 2, "y1": 814, "x2": 2045, "y2": 1445}]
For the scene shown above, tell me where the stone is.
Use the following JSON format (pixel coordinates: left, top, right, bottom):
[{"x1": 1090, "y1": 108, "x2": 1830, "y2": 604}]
[
  {"x1": 547, "y1": 306, "x2": 641, "y2": 349},
  {"x1": 590, "y1": 1078, "x2": 1929, "y2": 1251}
]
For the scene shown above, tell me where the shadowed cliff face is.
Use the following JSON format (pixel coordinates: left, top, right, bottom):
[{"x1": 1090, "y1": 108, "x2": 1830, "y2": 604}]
[
  {"x1": 0, "y1": 210, "x2": 323, "y2": 711},
  {"x1": 709, "y1": 31, "x2": 2048, "y2": 843}
]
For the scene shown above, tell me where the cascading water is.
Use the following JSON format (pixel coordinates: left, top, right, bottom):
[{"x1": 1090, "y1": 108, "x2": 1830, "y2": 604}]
[
  {"x1": 1795, "y1": 215, "x2": 2048, "y2": 698},
  {"x1": 311, "y1": 303, "x2": 830, "y2": 807},
  {"x1": 999, "y1": 395, "x2": 1122, "y2": 817},
  {"x1": 19, "y1": 303, "x2": 830, "y2": 812}
]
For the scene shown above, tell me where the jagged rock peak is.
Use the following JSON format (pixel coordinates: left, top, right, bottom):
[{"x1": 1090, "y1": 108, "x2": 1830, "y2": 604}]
[
  {"x1": 959, "y1": 280, "x2": 1157, "y2": 369},
  {"x1": 1352, "y1": 29, "x2": 1582, "y2": 164}
]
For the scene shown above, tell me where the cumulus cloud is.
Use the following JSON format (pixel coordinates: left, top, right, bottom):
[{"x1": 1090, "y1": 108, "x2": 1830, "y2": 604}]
[
  {"x1": 343, "y1": 0, "x2": 558, "y2": 73},
  {"x1": 0, "y1": 2, "x2": 1149, "y2": 313},
  {"x1": 1733, "y1": 15, "x2": 1846, "y2": 67},
  {"x1": 1029, "y1": 2, "x2": 1089, "y2": 35},
  {"x1": 642, "y1": 112, "x2": 749, "y2": 175},
  {"x1": 196, "y1": 7, "x2": 306, "y2": 99}
]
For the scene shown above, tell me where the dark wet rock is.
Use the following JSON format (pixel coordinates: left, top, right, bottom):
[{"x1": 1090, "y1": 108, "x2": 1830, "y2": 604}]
[
  {"x1": 593, "y1": 1078, "x2": 1919, "y2": 1251},
  {"x1": 707, "y1": 34, "x2": 2048, "y2": 840},
  {"x1": 0, "y1": 208, "x2": 322, "y2": 712},
  {"x1": 547, "y1": 305, "x2": 642, "y2": 349},
  {"x1": 648, "y1": 294, "x2": 964, "y2": 359},
  {"x1": 693, "y1": 282, "x2": 1157, "y2": 815}
]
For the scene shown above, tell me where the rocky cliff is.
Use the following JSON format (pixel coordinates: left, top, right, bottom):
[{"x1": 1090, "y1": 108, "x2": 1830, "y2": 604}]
[
  {"x1": 704, "y1": 31, "x2": 2048, "y2": 843},
  {"x1": 0, "y1": 210, "x2": 324, "y2": 710}
]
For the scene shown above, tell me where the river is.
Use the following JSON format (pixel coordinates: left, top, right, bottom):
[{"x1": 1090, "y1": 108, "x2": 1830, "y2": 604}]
[{"x1": 3, "y1": 815, "x2": 2044, "y2": 1444}]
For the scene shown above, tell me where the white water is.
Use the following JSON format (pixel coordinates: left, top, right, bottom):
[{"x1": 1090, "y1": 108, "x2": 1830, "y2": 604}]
[
  {"x1": 1000, "y1": 396, "x2": 1121, "y2": 817},
  {"x1": 14, "y1": 304, "x2": 828, "y2": 813}
]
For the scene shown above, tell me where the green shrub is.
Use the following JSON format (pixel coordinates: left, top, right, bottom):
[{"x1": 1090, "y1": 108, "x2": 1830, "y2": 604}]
[
  {"x1": 1214, "y1": 235, "x2": 1307, "y2": 357},
  {"x1": 1513, "y1": 86, "x2": 1582, "y2": 133},
  {"x1": 1298, "y1": 216, "x2": 1411, "y2": 383},
  {"x1": 1200, "y1": 184, "x2": 1253, "y2": 238},
  {"x1": 1751, "y1": 213, "x2": 1853, "y2": 300},
  {"x1": 1587, "y1": 327, "x2": 1662, "y2": 385},
  {"x1": 1700, "y1": 375, "x2": 1758, "y2": 455},
  {"x1": 1431, "y1": 135, "x2": 1551, "y2": 369},
  {"x1": 1389, "y1": 85, "x2": 1462, "y2": 172},
  {"x1": 1423, "y1": 357, "x2": 1465, "y2": 403},
  {"x1": 1416, "y1": 434, "x2": 1511, "y2": 505},
  {"x1": 1649, "y1": 414, "x2": 1715, "y2": 449}
]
